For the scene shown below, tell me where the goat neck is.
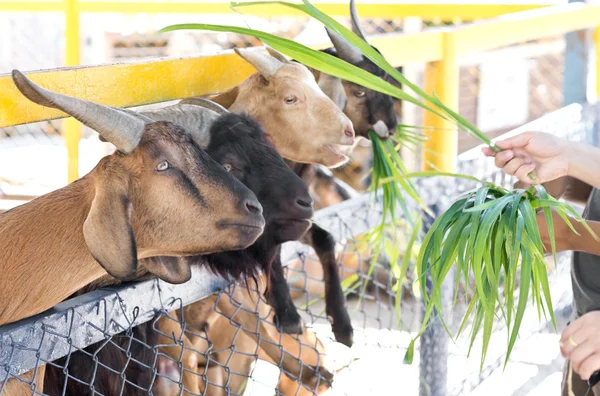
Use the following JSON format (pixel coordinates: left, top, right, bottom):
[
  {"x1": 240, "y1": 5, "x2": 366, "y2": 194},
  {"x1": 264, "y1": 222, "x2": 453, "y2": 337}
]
[{"x1": 0, "y1": 177, "x2": 102, "y2": 326}]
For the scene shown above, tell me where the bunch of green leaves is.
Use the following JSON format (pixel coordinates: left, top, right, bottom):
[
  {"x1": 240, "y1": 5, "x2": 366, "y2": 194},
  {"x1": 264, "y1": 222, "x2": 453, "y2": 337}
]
[{"x1": 401, "y1": 178, "x2": 598, "y2": 369}]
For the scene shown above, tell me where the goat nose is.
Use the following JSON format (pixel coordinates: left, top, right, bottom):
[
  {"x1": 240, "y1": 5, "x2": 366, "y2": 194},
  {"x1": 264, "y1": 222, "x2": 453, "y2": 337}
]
[
  {"x1": 245, "y1": 199, "x2": 263, "y2": 215},
  {"x1": 295, "y1": 194, "x2": 314, "y2": 217},
  {"x1": 372, "y1": 120, "x2": 390, "y2": 138},
  {"x1": 342, "y1": 120, "x2": 355, "y2": 145}
]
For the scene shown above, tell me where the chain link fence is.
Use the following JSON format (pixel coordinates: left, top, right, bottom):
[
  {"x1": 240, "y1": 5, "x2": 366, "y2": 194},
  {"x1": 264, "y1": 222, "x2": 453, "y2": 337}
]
[{"x1": 1, "y1": 101, "x2": 597, "y2": 395}]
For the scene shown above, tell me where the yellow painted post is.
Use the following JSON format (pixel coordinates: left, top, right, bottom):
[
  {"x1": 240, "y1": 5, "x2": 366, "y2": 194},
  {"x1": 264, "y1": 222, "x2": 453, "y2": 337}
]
[
  {"x1": 595, "y1": 27, "x2": 600, "y2": 100},
  {"x1": 422, "y1": 31, "x2": 459, "y2": 172},
  {"x1": 64, "y1": 0, "x2": 81, "y2": 182}
]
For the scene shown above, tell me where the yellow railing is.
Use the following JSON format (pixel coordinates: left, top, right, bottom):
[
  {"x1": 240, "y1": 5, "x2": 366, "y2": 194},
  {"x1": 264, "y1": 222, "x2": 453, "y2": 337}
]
[{"x1": 0, "y1": 1, "x2": 597, "y2": 181}]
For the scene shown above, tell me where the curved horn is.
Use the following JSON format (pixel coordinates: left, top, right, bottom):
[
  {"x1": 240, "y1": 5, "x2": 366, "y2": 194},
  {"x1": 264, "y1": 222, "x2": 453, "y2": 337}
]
[
  {"x1": 325, "y1": 27, "x2": 362, "y2": 64},
  {"x1": 179, "y1": 97, "x2": 230, "y2": 115},
  {"x1": 234, "y1": 47, "x2": 284, "y2": 80},
  {"x1": 265, "y1": 47, "x2": 290, "y2": 64},
  {"x1": 140, "y1": 104, "x2": 220, "y2": 149},
  {"x1": 12, "y1": 70, "x2": 148, "y2": 153},
  {"x1": 350, "y1": 0, "x2": 368, "y2": 42}
]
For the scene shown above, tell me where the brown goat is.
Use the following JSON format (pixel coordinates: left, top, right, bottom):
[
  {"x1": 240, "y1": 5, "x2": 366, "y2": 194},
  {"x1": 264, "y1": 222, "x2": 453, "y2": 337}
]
[
  {"x1": 204, "y1": 47, "x2": 357, "y2": 169},
  {"x1": 0, "y1": 71, "x2": 264, "y2": 394}
]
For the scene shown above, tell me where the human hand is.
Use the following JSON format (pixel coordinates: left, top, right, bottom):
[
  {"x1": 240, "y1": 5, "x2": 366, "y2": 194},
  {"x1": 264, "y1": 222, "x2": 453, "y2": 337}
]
[
  {"x1": 481, "y1": 132, "x2": 571, "y2": 185},
  {"x1": 560, "y1": 311, "x2": 600, "y2": 380}
]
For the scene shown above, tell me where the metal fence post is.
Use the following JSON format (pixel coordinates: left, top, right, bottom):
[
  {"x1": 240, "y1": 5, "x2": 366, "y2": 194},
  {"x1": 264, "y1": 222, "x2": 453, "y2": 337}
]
[
  {"x1": 419, "y1": 30, "x2": 459, "y2": 396},
  {"x1": 63, "y1": 0, "x2": 81, "y2": 183}
]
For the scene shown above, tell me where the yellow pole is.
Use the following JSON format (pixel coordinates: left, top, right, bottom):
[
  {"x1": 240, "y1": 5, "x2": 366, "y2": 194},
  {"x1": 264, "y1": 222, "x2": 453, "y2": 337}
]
[
  {"x1": 594, "y1": 26, "x2": 600, "y2": 101},
  {"x1": 422, "y1": 31, "x2": 459, "y2": 172},
  {"x1": 64, "y1": 0, "x2": 81, "y2": 182}
]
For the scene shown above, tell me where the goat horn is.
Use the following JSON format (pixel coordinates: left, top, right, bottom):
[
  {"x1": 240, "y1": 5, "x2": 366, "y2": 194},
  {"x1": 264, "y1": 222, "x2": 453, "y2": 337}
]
[
  {"x1": 179, "y1": 97, "x2": 230, "y2": 115},
  {"x1": 349, "y1": 0, "x2": 368, "y2": 42},
  {"x1": 12, "y1": 70, "x2": 150, "y2": 153},
  {"x1": 234, "y1": 47, "x2": 284, "y2": 80},
  {"x1": 265, "y1": 47, "x2": 290, "y2": 64},
  {"x1": 325, "y1": 27, "x2": 363, "y2": 64},
  {"x1": 139, "y1": 104, "x2": 220, "y2": 149}
]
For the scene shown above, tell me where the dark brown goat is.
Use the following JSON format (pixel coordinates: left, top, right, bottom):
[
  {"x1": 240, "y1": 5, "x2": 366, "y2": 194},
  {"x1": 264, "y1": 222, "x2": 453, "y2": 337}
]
[
  {"x1": 313, "y1": 0, "x2": 400, "y2": 141},
  {"x1": 0, "y1": 72, "x2": 264, "y2": 395}
]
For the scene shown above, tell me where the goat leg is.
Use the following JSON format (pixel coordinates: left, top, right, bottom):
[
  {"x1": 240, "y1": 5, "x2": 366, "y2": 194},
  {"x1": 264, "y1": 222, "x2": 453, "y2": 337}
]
[
  {"x1": 301, "y1": 224, "x2": 354, "y2": 347},
  {"x1": 216, "y1": 287, "x2": 333, "y2": 389},
  {"x1": 264, "y1": 247, "x2": 303, "y2": 335}
]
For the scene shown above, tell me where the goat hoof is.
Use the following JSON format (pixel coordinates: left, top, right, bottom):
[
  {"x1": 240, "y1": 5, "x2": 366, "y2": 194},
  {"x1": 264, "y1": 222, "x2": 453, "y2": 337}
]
[
  {"x1": 274, "y1": 313, "x2": 303, "y2": 335},
  {"x1": 334, "y1": 329, "x2": 354, "y2": 348},
  {"x1": 301, "y1": 365, "x2": 334, "y2": 389},
  {"x1": 329, "y1": 311, "x2": 354, "y2": 347}
]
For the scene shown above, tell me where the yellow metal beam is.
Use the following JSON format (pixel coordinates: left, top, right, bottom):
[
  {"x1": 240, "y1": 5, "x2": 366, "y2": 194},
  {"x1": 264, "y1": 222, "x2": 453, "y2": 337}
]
[
  {"x1": 454, "y1": 2, "x2": 600, "y2": 56},
  {"x1": 0, "y1": 1, "x2": 552, "y2": 20},
  {"x1": 0, "y1": 52, "x2": 258, "y2": 128}
]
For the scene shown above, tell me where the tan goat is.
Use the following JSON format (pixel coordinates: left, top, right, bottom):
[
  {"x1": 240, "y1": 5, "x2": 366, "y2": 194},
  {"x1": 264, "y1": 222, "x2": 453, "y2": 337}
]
[
  {"x1": 201, "y1": 47, "x2": 357, "y2": 169},
  {"x1": 0, "y1": 71, "x2": 265, "y2": 395}
]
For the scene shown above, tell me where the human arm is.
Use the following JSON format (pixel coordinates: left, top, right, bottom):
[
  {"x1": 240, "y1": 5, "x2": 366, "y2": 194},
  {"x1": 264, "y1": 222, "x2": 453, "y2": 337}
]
[{"x1": 537, "y1": 210, "x2": 600, "y2": 256}]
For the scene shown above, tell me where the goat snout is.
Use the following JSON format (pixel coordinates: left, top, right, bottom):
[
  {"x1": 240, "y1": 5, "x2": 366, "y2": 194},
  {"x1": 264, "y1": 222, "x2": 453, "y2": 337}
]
[
  {"x1": 341, "y1": 120, "x2": 355, "y2": 145},
  {"x1": 372, "y1": 120, "x2": 392, "y2": 139},
  {"x1": 245, "y1": 199, "x2": 262, "y2": 215},
  {"x1": 294, "y1": 194, "x2": 314, "y2": 218}
]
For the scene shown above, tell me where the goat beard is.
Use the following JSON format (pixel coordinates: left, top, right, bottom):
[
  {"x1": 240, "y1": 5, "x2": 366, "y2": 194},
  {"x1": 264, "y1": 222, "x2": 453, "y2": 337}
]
[{"x1": 203, "y1": 235, "x2": 280, "y2": 294}]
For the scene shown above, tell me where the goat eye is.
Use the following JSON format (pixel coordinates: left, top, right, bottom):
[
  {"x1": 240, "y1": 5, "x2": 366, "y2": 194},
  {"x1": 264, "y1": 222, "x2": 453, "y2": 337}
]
[
  {"x1": 355, "y1": 91, "x2": 366, "y2": 98},
  {"x1": 223, "y1": 164, "x2": 233, "y2": 172},
  {"x1": 284, "y1": 96, "x2": 297, "y2": 104},
  {"x1": 156, "y1": 160, "x2": 169, "y2": 171}
]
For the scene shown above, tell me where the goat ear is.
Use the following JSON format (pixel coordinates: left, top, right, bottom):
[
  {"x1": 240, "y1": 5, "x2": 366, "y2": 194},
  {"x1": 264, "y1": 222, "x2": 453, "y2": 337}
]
[
  {"x1": 83, "y1": 173, "x2": 137, "y2": 280},
  {"x1": 139, "y1": 256, "x2": 192, "y2": 284},
  {"x1": 210, "y1": 86, "x2": 239, "y2": 109}
]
